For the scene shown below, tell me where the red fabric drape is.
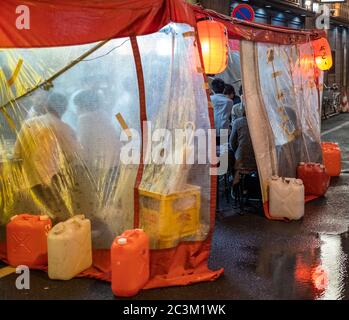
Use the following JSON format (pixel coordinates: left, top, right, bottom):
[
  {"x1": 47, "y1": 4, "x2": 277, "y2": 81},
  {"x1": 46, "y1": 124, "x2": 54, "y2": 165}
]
[
  {"x1": 131, "y1": 36, "x2": 147, "y2": 230},
  {"x1": 0, "y1": 1, "x2": 327, "y2": 49},
  {"x1": 191, "y1": 5, "x2": 326, "y2": 45},
  {"x1": 0, "y1": 244, "x2": 223, "y2": 288},
  {"x1": 0, "y1": 0, "x2": 196, "y2": 48}
]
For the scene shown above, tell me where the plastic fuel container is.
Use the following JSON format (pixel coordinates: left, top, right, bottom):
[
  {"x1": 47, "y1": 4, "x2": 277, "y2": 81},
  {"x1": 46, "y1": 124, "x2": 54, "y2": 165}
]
[
  {"x1": 297, "y1": 162, "x2": 330, "y2": 196},
  {"x1": 6, "y1": 214, "x2": 52, "y2": 268},
  {"x1": 111, "y1": 229, "x2": 150, "y2": 297},
  {"x1": 322, "y1": 142, "x2": 341, "y2": 177},
  {"x1": 48, "y1": 215, "x2": 92, "y2": 280},
  {"x1": 269, "y1": 176, "x2": 305, "y2": 220}
]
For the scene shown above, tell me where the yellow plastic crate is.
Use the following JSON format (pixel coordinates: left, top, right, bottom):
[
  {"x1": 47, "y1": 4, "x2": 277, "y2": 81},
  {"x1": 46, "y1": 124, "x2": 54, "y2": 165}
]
[{"x1": 139, "y1": 184, "x2": 201, "y2": 249}]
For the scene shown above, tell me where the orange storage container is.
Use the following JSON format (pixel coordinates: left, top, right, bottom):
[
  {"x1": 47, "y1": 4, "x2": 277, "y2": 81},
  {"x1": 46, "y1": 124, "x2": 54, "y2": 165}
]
[
  {"x1": 297, "y1": 162, "x2": 330, "y2": 196},
  {"x1": 6, "y1": 214, "x2": 52, "y2": 268},
  {"x1": 322, "y1": 142, "x2": 341, "y2": 177},
  {"x1": 111, "y1": 229, "x2": 149, "y2": 297}
]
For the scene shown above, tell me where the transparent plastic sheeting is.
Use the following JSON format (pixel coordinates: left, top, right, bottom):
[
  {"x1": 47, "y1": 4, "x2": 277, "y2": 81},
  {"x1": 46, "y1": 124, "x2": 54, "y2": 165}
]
[
  {"x1": 256, "y1": 42, "x2": 323, "y2": 178},
  {"x1": 0, "y1": 23, "x2": 211, "y2": 250},
  {"x1": 138, "y1": 24, "x2": 211, "y2": 249},
  {"x1": 216, "y1": 40, "x2": 241, "y2": 94}
]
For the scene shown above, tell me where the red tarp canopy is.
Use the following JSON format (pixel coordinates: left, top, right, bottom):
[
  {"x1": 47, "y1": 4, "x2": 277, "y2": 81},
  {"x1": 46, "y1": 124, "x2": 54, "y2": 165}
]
[
  {"x1": 191, "y1": 5, "x2": 326, "y2": 45},
  {"x1": 0, "y1": 0, "x2": 196, "y2": 48},
  {"x1": 0, "y1": 1, "x2": 326, "y2": 48}
]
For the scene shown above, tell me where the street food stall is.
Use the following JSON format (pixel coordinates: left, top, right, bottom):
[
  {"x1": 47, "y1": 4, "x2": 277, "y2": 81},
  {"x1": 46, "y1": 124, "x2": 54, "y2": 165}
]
[
  {"x1": 0, "y1": 0, "x2": 222, "y2": 290},
  {"x1": 192, "y1": 5, "x2": 334, "y2": 220}
]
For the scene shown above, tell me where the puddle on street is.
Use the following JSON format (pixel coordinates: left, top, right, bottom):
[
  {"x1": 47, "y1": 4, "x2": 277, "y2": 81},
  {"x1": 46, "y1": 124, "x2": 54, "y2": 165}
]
[{"x1": 255, "y1": 232, "x2": 349, "y2": 300}]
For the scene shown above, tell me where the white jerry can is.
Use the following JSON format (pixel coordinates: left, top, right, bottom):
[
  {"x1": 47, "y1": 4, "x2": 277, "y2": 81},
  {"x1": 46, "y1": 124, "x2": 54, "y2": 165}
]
[
  {"x1": 269, "y1": 176, "x2": 305, "y2": 220},
  {"x1": 48, "y1": 215, "x2": 92, "y2": 280}
]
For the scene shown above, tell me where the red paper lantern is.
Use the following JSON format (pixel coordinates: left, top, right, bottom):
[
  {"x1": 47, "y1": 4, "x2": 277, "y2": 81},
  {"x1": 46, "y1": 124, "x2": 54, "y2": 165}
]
[
  {"x1": 197, "y1": 20, "x2": 228, "y2": 75},
  {"x1": 312, "y1": 37, "x2": 333, "y2": 71}
]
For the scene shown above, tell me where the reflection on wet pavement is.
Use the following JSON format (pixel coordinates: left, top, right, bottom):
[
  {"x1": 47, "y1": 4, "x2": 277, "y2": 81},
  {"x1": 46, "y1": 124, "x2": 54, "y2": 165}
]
[
  {"x1": 318, "y1": 233, "x2": 348, "y2": 300},
  {"x1": 254, "y1": 231, "x2": 348, "y2": 300}
]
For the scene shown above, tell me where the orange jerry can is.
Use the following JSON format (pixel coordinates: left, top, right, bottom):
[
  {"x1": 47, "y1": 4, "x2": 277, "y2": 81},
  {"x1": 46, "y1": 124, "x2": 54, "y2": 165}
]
[
  {"x1": 6, "y1": 214, "x2": 52, "y2": 268},
  {"x1": 297, "y1": 162, "x2": 330, "y2": 196},
  {"x1": 322, "y1": 142, "x2": 341, "y2": 177},
  {"x1": 111, "y1": 229, "x2": 150, "y2": 297}
]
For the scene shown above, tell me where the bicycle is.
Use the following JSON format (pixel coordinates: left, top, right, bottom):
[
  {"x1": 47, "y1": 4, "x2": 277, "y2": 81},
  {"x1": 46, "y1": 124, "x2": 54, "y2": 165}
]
[{"x1": 322, "y1": 83, "x2": 341, "y2": 119}]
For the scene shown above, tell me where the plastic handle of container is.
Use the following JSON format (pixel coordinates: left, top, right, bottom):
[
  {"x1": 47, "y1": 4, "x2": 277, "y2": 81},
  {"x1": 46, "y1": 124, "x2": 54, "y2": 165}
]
[
  {"x1": 295, "y1": 179, "x2": 303, "y2": 186},
  {"x1": 133, "y1": 229, "x2": 144, "y2": 238},
  {"x1": 70, "y1": 220, "x2": 81, "y2": 229},
  {"x1": 73, "y1": 214, "x2": 85, "y2": 221},
  {"x1": 129, "y1": 229, "x2": 141, "y2": 239},
  {"x1": 282, "y1": 177, "x2": 290, "y2": 184},
  {"x1": 53, "y1": 223, "x2": 65, "y2": 235},
  {"x1": 20, "y1": 214, "x2": 34, "y2": 221}
]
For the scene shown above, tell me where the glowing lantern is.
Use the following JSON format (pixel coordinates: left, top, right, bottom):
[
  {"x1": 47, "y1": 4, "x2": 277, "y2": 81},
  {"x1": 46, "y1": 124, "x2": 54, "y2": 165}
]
[
  {"x1": 312, "y1": 37, "x2": 333, "y2": 71},
  {"x1": 197, "y1": 20, "x2": 228, "y2": 75}
]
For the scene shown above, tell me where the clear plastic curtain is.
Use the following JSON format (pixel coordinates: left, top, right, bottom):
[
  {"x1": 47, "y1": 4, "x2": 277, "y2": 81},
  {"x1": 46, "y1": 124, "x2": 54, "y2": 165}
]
[
  {"x1": 256, "y1": 42, "x2": 323, "y2": 178},
  {"x1": 241, "y1": 39, "x2": 323, "y2": 207},
  {"x1": 216, "y1": 40, "x2": 241, "y2": 93},
  {"x1": 137, "y1": 24, "x2": 211, "y2": 249},
  {"x1": 0, "y1": 38, "x2": 140, "y2": 249},
  {"x1": 0, "y1": 23, "x2": 212, "y2": 251}
]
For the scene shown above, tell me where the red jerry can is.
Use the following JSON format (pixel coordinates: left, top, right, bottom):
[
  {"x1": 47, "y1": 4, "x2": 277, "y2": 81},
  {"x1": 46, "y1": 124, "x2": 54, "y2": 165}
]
[
  {"x1": 111, "y1": 229, "x2": 150, "y2": 297},
  {"x1": 321, "y1": 142, "x2": 341, "y2": 177},
  {"x1": 6, "y1": 214, "x2": 52, "y2": 268},
  {"x1": 297, "y1": 162, "x2": 330, "y2": 196}
]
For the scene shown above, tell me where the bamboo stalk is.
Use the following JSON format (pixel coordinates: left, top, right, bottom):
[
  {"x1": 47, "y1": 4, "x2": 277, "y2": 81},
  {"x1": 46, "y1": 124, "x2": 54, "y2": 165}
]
[{"x1": 0, "y1": 38, "x2": 111, "y2": 111}]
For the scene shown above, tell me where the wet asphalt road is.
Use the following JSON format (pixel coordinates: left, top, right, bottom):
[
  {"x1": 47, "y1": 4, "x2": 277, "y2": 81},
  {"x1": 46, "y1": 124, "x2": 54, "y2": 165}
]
[{"x1": 0, "y1": 114, "x2": 349, "y2": 300}]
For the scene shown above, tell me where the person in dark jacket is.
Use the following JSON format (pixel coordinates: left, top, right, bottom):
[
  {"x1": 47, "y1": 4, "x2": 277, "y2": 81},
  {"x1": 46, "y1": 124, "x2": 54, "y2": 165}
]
[
  {"x1": 276, "y1": 107, "x2": 302, "y2": 178},
  {"x1": 229, "y1": 104, "x2": 257, "y2": 184},
  {"x1": 224, "y1": 84, "x2": 241, "y2": 106}
]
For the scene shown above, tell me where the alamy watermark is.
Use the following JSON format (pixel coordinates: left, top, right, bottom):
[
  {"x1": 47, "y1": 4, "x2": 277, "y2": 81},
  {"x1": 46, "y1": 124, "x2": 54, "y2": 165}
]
[
  {"x1": 15, "y1": 5, "x2": 30, "y2": 30},
  {"x1": 118, "y1": 122, "x2": 229, "y2": 176},
  {"x1": 13, "y1": 3, "x2": 332, "y2": 31},
  {"x1": 15, "y1": 265, "x2": 30, "y2": 290},
  {"x1": 315, "y1": 4, "x2": 331, "y2": 30}
]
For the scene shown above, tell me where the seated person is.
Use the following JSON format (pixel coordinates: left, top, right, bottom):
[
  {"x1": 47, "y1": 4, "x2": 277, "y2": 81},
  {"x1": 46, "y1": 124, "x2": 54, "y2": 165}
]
[
  {"x1": 14, "y1": 92, "x2": 81, "y2": 221},
  {"x1": 276, "y1": 107, "x2": 302, "y2": 178},
  {"x1": 276, "y1": 107, "x2": 323, "y2": 178},
  {"x1": 231, "y1": 100, "x2": 244, "y2": 122},
  {"x1": 229, "y1": 104, "x2": 257, "y2": 185},
  {"x1": 231, "y1": 86, "x2": 244, "y2": 121},
  {"x1": 210, "y1": 78, "x2": 233, "y2": 146},
  {"x1": 224, "y1": 84, "x2": 241, "y2": 106}
]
